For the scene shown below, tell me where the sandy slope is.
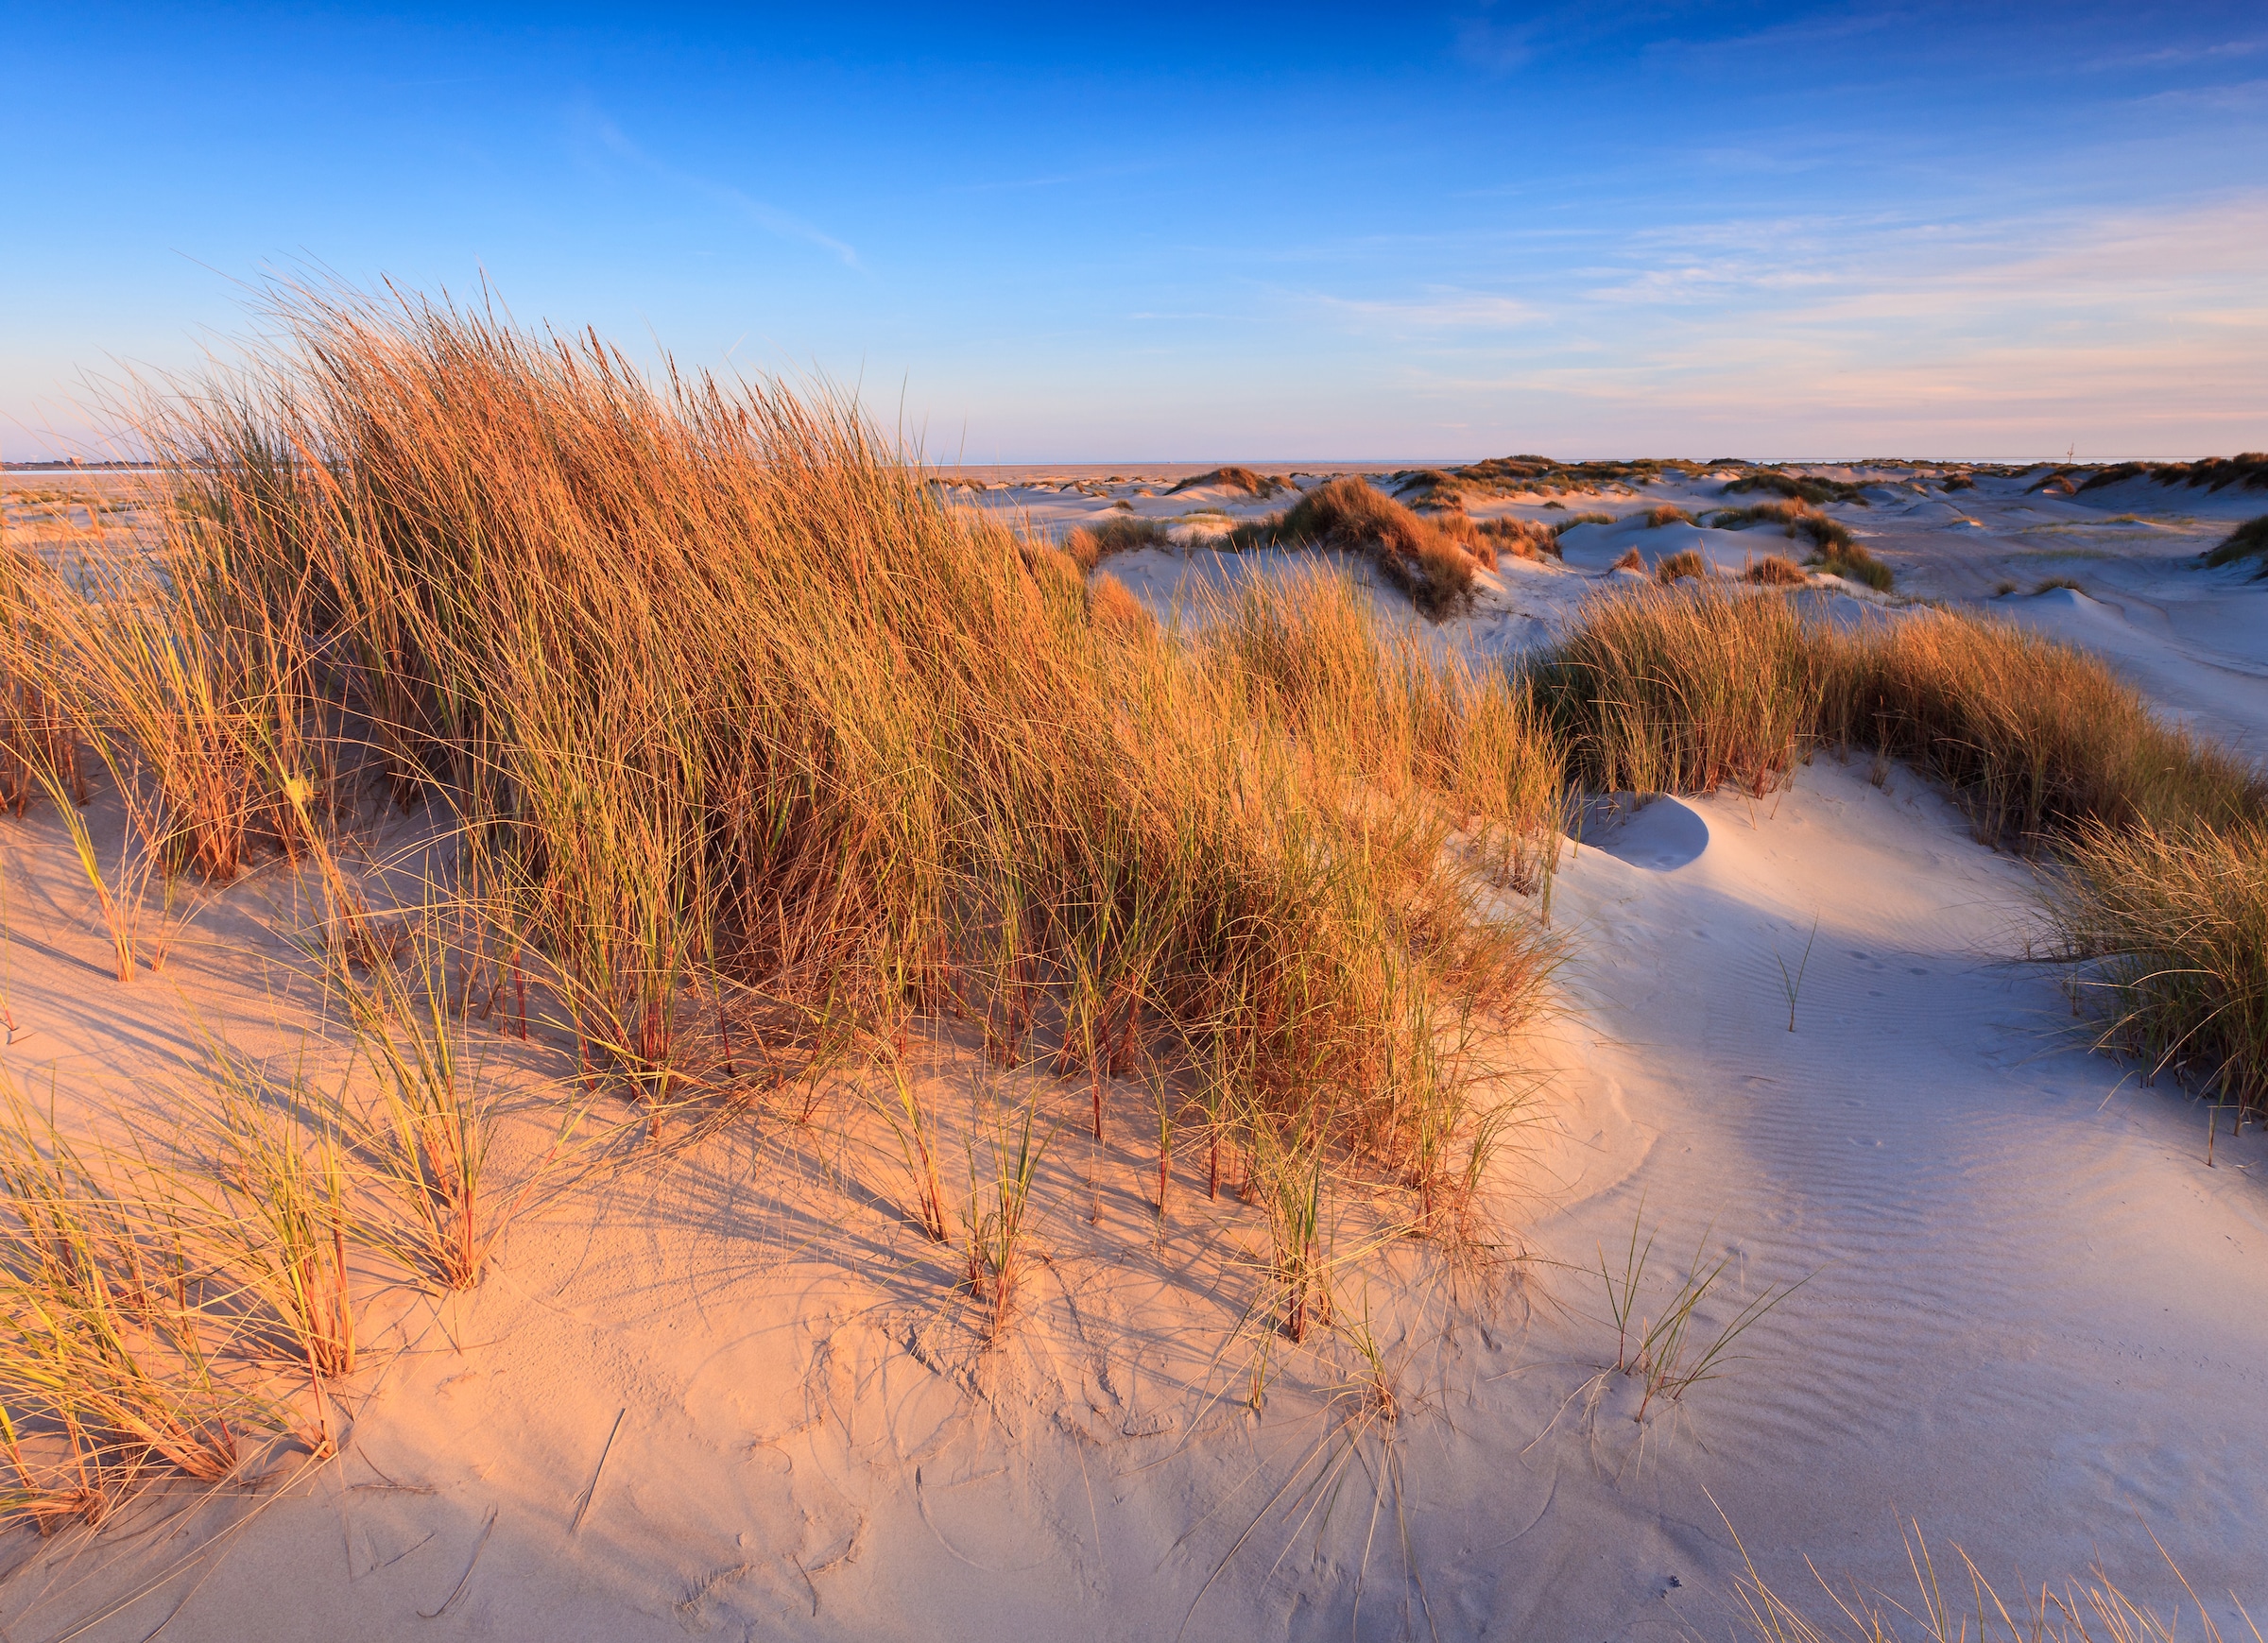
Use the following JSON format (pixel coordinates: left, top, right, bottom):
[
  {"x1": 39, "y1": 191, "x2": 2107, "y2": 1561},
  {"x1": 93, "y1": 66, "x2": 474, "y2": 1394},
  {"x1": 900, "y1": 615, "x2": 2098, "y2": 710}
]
[{"x1": 3, "y1": 465, "x2": 2267, "y2": 1639}]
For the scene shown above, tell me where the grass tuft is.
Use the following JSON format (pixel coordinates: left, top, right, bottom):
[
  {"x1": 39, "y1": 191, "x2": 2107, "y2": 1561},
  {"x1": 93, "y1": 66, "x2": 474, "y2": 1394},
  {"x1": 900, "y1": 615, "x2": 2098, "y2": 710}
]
[
  {"x1": 2202, "y1": 515, "x2": 2268, "y2": 575},
  {"x1": 1655, "y1": 548, "x2": 1707, "y2": 585},
  {"x1": 1229, "y1": 477, "x2": 1485, "y2": 618},
  {"x1": 1062, "y1": 516, "x2": 1172, "y2": 573}
]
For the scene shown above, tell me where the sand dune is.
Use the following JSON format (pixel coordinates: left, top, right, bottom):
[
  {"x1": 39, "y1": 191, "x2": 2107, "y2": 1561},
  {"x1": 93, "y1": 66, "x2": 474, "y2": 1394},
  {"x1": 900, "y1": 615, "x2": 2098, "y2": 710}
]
[{"x1": 3, "y1": 461, "x2": 2266, "y2": 1638}]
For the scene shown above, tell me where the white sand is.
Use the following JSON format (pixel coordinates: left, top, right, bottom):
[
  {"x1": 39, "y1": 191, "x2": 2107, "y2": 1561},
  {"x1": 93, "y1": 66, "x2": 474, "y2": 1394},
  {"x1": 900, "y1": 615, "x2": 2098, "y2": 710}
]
[{"x1": 4, "y1": 465, "x2": 2267, "y2": 1638}]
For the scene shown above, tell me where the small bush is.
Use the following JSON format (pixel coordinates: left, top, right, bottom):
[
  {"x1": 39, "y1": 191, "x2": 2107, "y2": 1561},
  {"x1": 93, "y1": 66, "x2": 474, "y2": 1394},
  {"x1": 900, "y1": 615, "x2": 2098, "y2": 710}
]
[
  {"x1": 1644, "y1": 504, "x2": 1695, "y2": 528},
  {"x1": 1062, "y1": 515, "x2": 1172, "y2": 573},
  {"x1": 1745, "y1": 556, "x2": 1807, "y2": 586},
  {"x1": 2201, "y1": 514, "x2": 2268, "y2": 574},
  {"x1": 1942, "y1": 473, "x2": 1976, "y2": 492},
  {"x1": 1655, "y1": 548, "x2": 1706, "y2": 585}
]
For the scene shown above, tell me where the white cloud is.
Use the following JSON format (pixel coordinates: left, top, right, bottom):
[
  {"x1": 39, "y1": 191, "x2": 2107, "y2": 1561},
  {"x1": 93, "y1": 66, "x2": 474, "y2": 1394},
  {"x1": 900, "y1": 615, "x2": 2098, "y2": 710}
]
[{"x1": 1307, "y1": 288, "x2": 1543, "y2": 330}]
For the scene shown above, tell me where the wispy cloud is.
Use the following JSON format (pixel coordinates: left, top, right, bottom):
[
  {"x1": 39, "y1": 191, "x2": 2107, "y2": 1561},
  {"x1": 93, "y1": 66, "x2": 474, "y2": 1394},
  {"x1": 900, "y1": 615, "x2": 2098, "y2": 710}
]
[
  {"x1": 1308, "y1": 288, "x2": 1543, "y2": 330},
  {"x1": 578, "y1": 111, "x2": 860, "y2": 268}
]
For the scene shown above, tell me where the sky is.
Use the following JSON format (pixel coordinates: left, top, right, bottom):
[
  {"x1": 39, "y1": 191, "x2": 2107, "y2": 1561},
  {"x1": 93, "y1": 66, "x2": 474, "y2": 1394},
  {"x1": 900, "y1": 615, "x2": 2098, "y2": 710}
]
[{"x1": 4, "y1": 2, "x2": 2264, "y2": 463}]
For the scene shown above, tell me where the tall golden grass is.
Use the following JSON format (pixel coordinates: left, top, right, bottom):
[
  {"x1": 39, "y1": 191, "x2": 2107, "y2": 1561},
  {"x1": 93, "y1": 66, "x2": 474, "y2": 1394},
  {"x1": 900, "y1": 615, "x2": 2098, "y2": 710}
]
[
  {"x1": 2, "y1": 281, "x2": 1563, "y2": 1285},
  {"x1": 1542, "y1": 586, "x2": 2259, "y2": 844},
  {"x1": 1542, "y1": 585, "x2": 2268, "y2": 1117},
  {"x1": 1228, "y1": 476, "x2": 1491, "y2": 617},
  {"x1": 5, "y1": 285, "x2": 2266, "y2": 1535}
]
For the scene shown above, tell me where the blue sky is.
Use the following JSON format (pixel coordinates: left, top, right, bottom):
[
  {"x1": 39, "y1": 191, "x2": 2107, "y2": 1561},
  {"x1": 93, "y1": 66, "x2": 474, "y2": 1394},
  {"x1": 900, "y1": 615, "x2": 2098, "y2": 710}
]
[{"x1": 5, "y1": 2, "x2": 2263, "y2": 461}]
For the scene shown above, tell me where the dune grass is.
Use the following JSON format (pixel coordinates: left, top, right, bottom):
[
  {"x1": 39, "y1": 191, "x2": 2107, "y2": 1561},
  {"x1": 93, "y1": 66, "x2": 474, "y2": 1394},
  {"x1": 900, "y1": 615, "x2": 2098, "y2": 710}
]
[
  {"x1": 0, "y1": 281, "x2": 1565, "y2": 1320},
  {"x1": 1644, "y1": 504, "x2": 1695, "y2": 528},
  {"x1": 1709, "y1": 500, "x2": 1891, "y2": 590},
  {"x1": 1727, "y1": 1522, "x2": 2260, "y2": 1643},
  {"x1": 1721, "y1": 471, "x2": 1871, "y2": 506},
  {"x1": 1813, "y1": 540, "x2": 1893, "y2": 591},
  {"x1": 1165, "y1": 465, "x2": 1287, "y2": 499},
  {"x1": 1538, "y1": 582, "x2": 2268, "y2": 1109},
  {"x1": 2079, "y1": 453, "x2": 2268, "y2": 495},
  {"x1": 2039, "y1": 822, "x2": 2268, "y2": 1111},
  {"x1": 2201, "y1": 515, "x2": 2268, "y2": 574},
  {"x1": 1538, "y1": 585, "x2": 2259, "y2": 842},
  {"x1": 7, "y1": 286, "x2": 2268, "y2": 1538},
  {"x1": 1061, "y1": 514, "x2": 1172, "y2": 572},
  {"x1": 0, "y1": 1077, "x2": 304, "y2": 1531},
  {"x1": 1655, "y1": 548, "x2": 1707, "y2": 585},
  {"x1": 1473, "y1": 517, "x2": 1560, "y2": 563},
  {"x1": 1228, "y1": 476, "x2": 1491, "y2": 618},
  {"x1": 1745, "y1": 556, "x2": 1807, "y2": 587}
]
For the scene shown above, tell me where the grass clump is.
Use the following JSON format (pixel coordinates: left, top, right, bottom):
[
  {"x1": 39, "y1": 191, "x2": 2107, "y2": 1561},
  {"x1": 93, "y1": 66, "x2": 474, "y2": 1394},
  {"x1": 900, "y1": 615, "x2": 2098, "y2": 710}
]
[
  {"x1": 1813, "y1": 540, "x2": 1893, "y2": 591},
  {"x1": 1393, "y1": 468, "x2": 1466, "y2": 512},
  {"x1": 1062, "y1": 515, "x2": 1172, "y2": 572},
  {"x1": 1472, "y1": 517, "x2": 1560, "y2": 563},
  {"x1": 1654, "y1": 548, "x2": 1706, "y2": 585},
  {"x1": 1609, "y1": 547, "x2": 1644, "y2": 573},
  {"x1": 1555, "y1": 511, "x2": 1616, "y2": 533},
  {"x1": 2201, "y1": 515, "x2": 2268, "y2": 574},
  {"x1": 1537, "y1": 585, "x2": 2259, "y2": 843},
  {"x1": 2032, "y1": 576, "x2": 2086, "y2": 594},
  {"x1": 1745, "y1": 556, "x2": 1807, "y2": 587},
  {"x1": 1721, "y1": 471, "x2": 1871, "y2": 506},
  {"x1": 0, "y1": 1081, "x2": 303, "y2": 1531},
  {"x1": 1710, "y1": 501, "x2": 1890, "y2": 589},
  {"x1": 0, "y1": 284, "x2": 1564, "y2": 1300},
  {"x1": 1643, "y1": 504, "x2": 1694, "y2": 528},
  {"x1": 1538, "y1": 587, "x2": 1824, "y2": 797},
  {"x1": 2041, "y1": 822, "x2": 2268, "y2": 1111},
  {"x1": 1229, "y1": 476, "x2": 1486, "y2": 618}
]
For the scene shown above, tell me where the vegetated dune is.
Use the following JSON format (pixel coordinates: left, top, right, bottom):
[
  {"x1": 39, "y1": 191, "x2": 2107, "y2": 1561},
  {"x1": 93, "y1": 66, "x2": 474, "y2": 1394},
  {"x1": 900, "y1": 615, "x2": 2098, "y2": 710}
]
[
  {"x1": 1163, "y1": 464, "x2": 1289, "y2": 499},
  {"x1": 4, "y1": 304, "x2": 2268, "y2": 1639}
]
